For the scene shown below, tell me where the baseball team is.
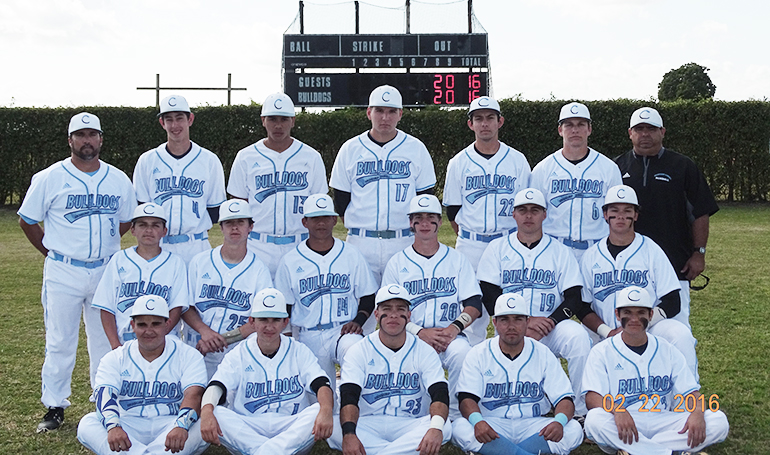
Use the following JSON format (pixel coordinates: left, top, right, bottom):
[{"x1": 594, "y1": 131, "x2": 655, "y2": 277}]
[{"x1": 18, "y1": 86, "x2": 728, "y2": 455}]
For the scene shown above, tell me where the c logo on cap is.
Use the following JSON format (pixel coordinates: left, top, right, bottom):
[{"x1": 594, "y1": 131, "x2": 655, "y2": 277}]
[
  {"x1": 418, "y1": 196, "x2": 431, "y2": 207},
  {"x1": 627, "y1": 289, "x2": 641, "y2": 302},
  {"x1": 229, "y1": 203, "x2": 241, "y2": 213},
  {"x1": 479, "y1": 98, "x2": 489, "y2": 107},
  {"x1": 168, "y1": 97, "x2": 177, "y2": 107},
  {"x1": 143, "y1": 205, "x2": 155, "y2": 215},
  {"x1": 640, "y1": 110, "x2": 651, "y2": 119},
  {"x1": 617, "y1": 188, "x2": 626, "y2": 199},
  {"x1": 570, "y1": 105, "x2": 579, "y2": 114},
  {"x1": 315, "y1": 197, "x2": 328, "y2": 209},
  {"x1": 263, "y1": 294, "x2": 276, "y2": 308},
  {"x1": 506, "y1": 298, "x2": 518, "y2": 308},
  {"x1": 274, "y1": 99, "x2": 283, "y2": 110},
  {"x1": 388, "y1": 285, "x2": 401, "y2": 295},
  {"x1": 82, "y1": 115, "x2": 91, "y2": 124},
  {"x1": 145, "y1": 298, "x2": 156, "y2": 311},
  {"x1": 525, "y1": 190, "x2": 535, "y2": 200},
  {"x1": 382, "y1": 91, "x2": 391, "y2": 102}
]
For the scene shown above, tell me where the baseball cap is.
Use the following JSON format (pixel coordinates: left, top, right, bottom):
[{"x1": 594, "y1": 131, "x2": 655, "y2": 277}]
[
  {"x1": 303, "y1": 194, "x2": 338, "y2": 218},
  {"x1": 252, "y1": 288, "x2": 289, "y2": 318},
  {"x1": 369, "y1": 85, "x2": 403, "y2": 109},
  {"x1": 158, "y1": 95, "x2": 191, "y2": 117},
  {"x1": 131, "y1": 202, "x2": 168, "y2": 223},
  {"x1": 513, "y1": 188, "x2": 547, "y2": 209},
  {"x1": 468, "y1": 96, "x2": 501, "y2": 117},
  {"x1": 615, "y1": 286, "x2": 653, "y2": 309},
  {"x1": 559, "y1": 102, "x2": 591, "y2": 123},
  {"x1": 494, "y1": 293, "x2": 529, "y2": 317},
  {"x1": 68, "y1": 112, "x2": 102, "y2": 135},
  {"x1": 629, "y1": 107, "x2": 664, "y2": 128},
  {"x1": 218, "y1": 199, "x2": 252, "y2": 223},
  {"x1": 261, "y1": 93, "x2": 296, "y2": 117},
  {"x1": 375, "y1": 284, "x2": 412, "y2": 307},
  {"x1": 407, "y1": 195, "x2": 442, "y2": 216},
  {"x1": 131, "y1": 295, "x2": 170, "y2": 319},
  {"x1": 603, "y1": 185, "x2": 639, "y2": 208}
]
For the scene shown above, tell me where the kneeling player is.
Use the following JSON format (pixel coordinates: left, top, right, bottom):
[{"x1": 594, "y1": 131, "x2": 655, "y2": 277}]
[
  {"x1": 77, "y1": 295, "x2": 207, "y2": 455},
  {"x1": 452, "y1": 293, "x2": 583, "y2": 455},
  {"x1": 199, "y1": 288, "x2": 334, "y2": 455},
  {"x1": 582, "y1": 286, "x2": 729, "y2": 455}
]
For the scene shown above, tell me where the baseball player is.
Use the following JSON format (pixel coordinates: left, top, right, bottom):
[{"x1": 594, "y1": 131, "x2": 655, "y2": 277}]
[
  {"x1": 18, "y1": 112, "x2": 137, "y2": 432},
  {"x1": 227, "y1": 92, "x2": 328, "y2": 278},
  {"x1": 477, "y1": 188, "x2": 591, "y2": 416},
  {"x1": 199, "y1": 288, "x2": 334, "y2": 455},
  {"x1": 443, "y1": 96, "x2": 531, "y2": 270},
  {"x1": 182, "y1": 199, "x2": 273, "y2": 378},
  {"x1": 274, "y1": 193, "x2": 378, "y2": 408},
  {"x1": 529, "y1": 102, "x2": 622, "y2": 261},
  {"x1": 330, "y1": 85, "x2": 437, "y2": 288},
  {"x1": 582, "y1": 286, "x2": 729, "y2": 455},
  {"x1": 451, "y1": 293, "x2": 584, "y2": 455},
  {"x1": 133, "y1": 95, "x2": 227, "y2": 264},
  {"x1": 327, "y1": 284, "x2": 453, "y2": 455},
  {"x1": 92, "y1": 202, "x2": 188, "y2": 349},
  {"x1": 382, "y1": 194, "x2": 483, "y2": 418},
  {"x1": 578, "y1": 185, "x2": 699, "y2": 380},
  {"x1": 77, "y1": 295, "x2": 208, "y2": 455}
]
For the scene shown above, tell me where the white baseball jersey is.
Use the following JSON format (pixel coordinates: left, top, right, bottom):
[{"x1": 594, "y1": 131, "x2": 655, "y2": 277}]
[
  {"x1": 274, "y1": 238, "x2": 378, "y2": 328},
  {"x1": 187, "y1": 246, "x2": 273, "y2": 335},
  {"x1": 92, "y1": 248, "x2": 189, "y2": 342},
  {"x1": 530, "y1": 148, "x2": 622, "y2": 241},
  {"x1": 443, "y1": 142, "x2": 531, "y2": 234},
  {"x1": 133, "y1": 142, "x2": 226, "y2": 236},
  {"x1": 382, "y1": 244, "x2": 480, "y2": 329},
  {"x1": 330, "y1": 130, "x2": 436, "y2": 231},
  {"x1": 18, "y1": 158, "x2": 136, "y2": 260},
  {"x1": 94, "y1": 336, "x2": 207, "y2": 418},
  {"x1": 342, "y1": 331, "x2": 446, "y2": 418},
  {"x1": 477, "y1": 235, "x2": 582, "y2": 318},
  {"x1": 580, "y1": 233, "x2": 681, "y2": 328},
  {"x1": 227, "y1": 139, "x2": 328, "y2": 235},
  {"x1": 457, "y1": 337, "x2": 574, "y2": 419}
]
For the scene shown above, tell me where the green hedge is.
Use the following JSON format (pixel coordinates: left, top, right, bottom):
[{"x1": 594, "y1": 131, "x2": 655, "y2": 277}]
[{"x1": 2, "y1": 99, "x2": 769, "y2": 205}]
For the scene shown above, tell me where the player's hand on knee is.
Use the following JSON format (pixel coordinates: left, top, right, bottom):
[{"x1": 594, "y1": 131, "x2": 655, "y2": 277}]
[
  {"x1": 527, "y1": 317, "x2": 555, "y2": 339},
  {"x1": 613, "y1": 411, "x2": 638, "y2": 445},
  {"x1": 200, "y1": 409, "x2": 223, "y2": 445},
  {"x1": 108, "y1": 426, "x2": 132, "y2": 452},
  {"x1": 418, "y1": 328, "x2": 452, "y2": 352},
  {"x1": 200, "y1": 328, "x2": 227, "y2": 353},
  {"x1": 341, "y1": 321, "x2": 363, "y2": 335},
  {"x1": 312, "y1": 408, "x2": 334, "y2": 440},
  {"x1": 342, "y1": 434, "x2": 366, "y2": 455},
  {"x1": 680, "y1": 410, "x2": 706, "y2": 448},
  {"x1": 164, "y1": 427, "x2": 188, "y2": 453},
  {"x1": 539, "y1": 421, "x2": 564, "y2": 442},
  {"x1": 417, "y1": 428, "x2": 443, "y2": 455},
  {"x1": 473, "y1": 420, "x2": 498, "y2": 444}
]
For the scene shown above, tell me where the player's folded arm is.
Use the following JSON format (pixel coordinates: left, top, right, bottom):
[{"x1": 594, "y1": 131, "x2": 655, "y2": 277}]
[
  {"x1": 428, "y1": 382, "x2": 449, "y2": 407},
  {"x1": 353, "y1": 294, "x2": 376, "y2": 326},
  {"x1": 550, "y1": 286, "x2": 586, "y2": 323},
  {"x1": 655, "y1": 290, "x2": 681, "y2": 320},
  {"x1": 311, "y1": 376, "x2": 332, "y2": 395},
  {"x1": 339, "y1": 383, "x2": 362, "y2": 409},
  {"x1": 201, "y1": 381, "x2": 228, "y2": 408},
  {"x1": 479, "y1": 281, "x2": 502, "y2": 316}
]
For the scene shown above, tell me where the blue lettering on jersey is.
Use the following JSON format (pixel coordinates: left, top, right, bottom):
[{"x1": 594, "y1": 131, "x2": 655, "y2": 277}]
[
  {"x1": 402, "y1": 277, "x2": 458, "y2": 309},
  {"x1": 549, "y1": 179, "x2": 604, "y2": 207},
  {"x1": 196, "y1": 285, "x2": 252, "y2": 312},
  {"x1": 480, "y1": 379, "x2": 545, "y2": 410},
  {"x1": 64, "y1": 194, "x2": 121, "y2": 223},
  {"x1": 116, "y1": 281, "x2": 172, "y2": 313},
  {"x1": 243, "y1": 375, "x2": 304, "y2": 413},
  {"x1": 465, "y1": 174, "x2": 517, "y2": 203},
  {"x1": 297, "y1": 273, "x2": 351, "y2": 307},
  {"x1": 615, "y1": 375, "x2": 673, "y2": 408},
  {"x1": 253, "y1": 171, "x2": 309, "y2": 202},
  {"x1": 501, "y1": 268, "x2": 557, "y2": 293},
  {"x1": 355, "y1": 160, "x2": 411, "y2": 187},
  {"x1": 153, "y1": 177, "x2": 205, "y2": 204},
  {"x1": 593, "y1": 270, "x2": 650, "y2": 301},
  {"x1": 118, "y1": 380, "x2": 183, "y2": 411},
  {"x1": 361, "y1": 372, "x2": 421, "y2": 404}
]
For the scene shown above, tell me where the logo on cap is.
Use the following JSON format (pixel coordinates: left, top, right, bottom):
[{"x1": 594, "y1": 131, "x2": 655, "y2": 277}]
[
  {"x1": 315, "y1": 198, "x2": 328, "y2": 209},
  {"x1": 570, "y1": 105, "x2": 579, "y2": 114},
  {"x1": 617, "y1": 188, "x2": 626, "y2": 199},
  {"x1": 144, "y1": 298, "x2": 156, "y2": 311},
  {"x1": 479, "y1": 98, "x2": 490, "y2": 107},
  {"x1": 263, "y1": 294, "x2": 276, "y2": 308},
  {"x1": 382, "y1": 91, "x2": 391, "y2": 102},
  {"x1": 640, "y1": 110, "x2": 651, "y2": 119},
  {"x1": 82, "y1": 115, "x2": 91, "y2": 124},
  {"x1": 627, "y1": 289, "x2": 642, "y2": 301},
  {"x1": 506, "y1": 297, "x2": 518, "y2": 308},
  {"x1": 229, "y1": 205, "x2": 240, "y2": 213},
  {"x1": 143, "y1": 205, "x2": 156, "y2": 215},
  {"x1": 274, "y1": 99, "x2": 283, "y2": 109},
  {"x1": 417, "y1": 196, "x2": 430, "y2": 207},
  {"x1": 168, "y1": 97, "x2": 177, "y2": 107},
  {"x1": 525, "y1": 190, "x2": 535, "y2": 200},
  {"x1": 388, "y1": 284, "x2": 401, "y2": 295}
]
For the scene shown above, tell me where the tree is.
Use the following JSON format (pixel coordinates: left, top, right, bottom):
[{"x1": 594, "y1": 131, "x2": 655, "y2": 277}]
[{"x1": 658, "y1": 63, "x2": 716, "y2": 101}]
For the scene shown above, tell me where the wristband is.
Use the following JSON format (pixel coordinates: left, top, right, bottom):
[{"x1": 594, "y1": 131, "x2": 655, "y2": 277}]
[
  {"x1": 554, "y1": 413, "x2": 568, "y2": 427},
  {"x1": 450, "y1": 320, "x2": 465, "y2": 333},
  {"x1": 406, "y1": 322, "x2": 422, "y2": 335},
  {"x1": 352, "y1": 311, "x2": 368, "y2": 327},
  {"x1": 596, "y1": 324, "x2": 612, "y2": 338},
  {"x1": 175, "y1": 407, "x2": 198, "y2": 431},
  {"x1": 649, "y1": 307, "x2": 667, "y2": 327},
  {"x1": 341, "y1": 421, "x2": 357, "y2": 435},
  {"x1": 452, "y1": 312, "x2": 473, "y2": 332},
  {"x1": 222, "y1": 328, "x2": 244, "y2": 345},
  {"x1": 468, "y1": 412, "x2": 484, "y2": 426},
  {"x1": 429, "y1": 415, "x2": 445, "y2": 431}
]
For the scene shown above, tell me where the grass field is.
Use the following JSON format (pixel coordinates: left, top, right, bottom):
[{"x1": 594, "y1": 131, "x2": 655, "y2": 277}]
[{"x1": 0, "y1": 204, "x2": 766, "y2": 454}]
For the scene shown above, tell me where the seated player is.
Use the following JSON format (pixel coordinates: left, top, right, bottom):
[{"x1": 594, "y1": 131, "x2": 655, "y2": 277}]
[
  {"x1": 93, "y1": 202, "x2": 188, "y2": 349},
  {"x1": 274, "y1": 193, "x2": 378, "y2": 408},
  {"x1": 182, "y1": 199, "x2": 272, "y2": 378},
  {"x1": 328, "y1": 284, "x2": 453, "y2": 455},
  {"x1": 582, "y1": 286, "x2": 729, "y2": 455},
  {"x1": 77, "y1": 295, "x2": 207, "y2": 455},
  {"x1": 199, "y1": 288, "x2": 334, "y2": 455},
  {"x1": 452, "y1": 293, "x2": 584, "y2": 455}
]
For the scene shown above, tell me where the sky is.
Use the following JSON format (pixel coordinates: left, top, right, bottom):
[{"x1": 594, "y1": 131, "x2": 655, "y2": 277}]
[{"x1": 1, "y1": 0, "x2": 768, "y2": 108}]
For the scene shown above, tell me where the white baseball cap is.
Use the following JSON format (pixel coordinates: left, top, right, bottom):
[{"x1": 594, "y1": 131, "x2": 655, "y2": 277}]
[
  {"x1": 218, "y1": 199, "x2": 252, "y2": 223},
  {"x1": 559, "y1": 102, "x2": 591, "y2": 123},
  {"x1": 68, "y1": 112, "x2": 102, "y2": 135},
  {"x1": 494, "y1": 293, "x2": 529, "y2": 317},
  {"x1": 159, "y1": 95, "x2": 191, "y2": 116},
  {"x1": 468, "y1": 96, "x2": 501, "y2": 116},
  {"x1": 261, "y1": 93, "x2": 296, "y2": 117},
  {"x1": 603, "y1": 185, "x2": 639, "y2": 208},
  {"x1": 375, "y1": 284, "x2": 412, "y2": 306},
  {"x1": 252, "y1": 288, "x2": 289, "y2": 318},
  {"x1": 629, "y1": 107, "x2": 664, "y2": 128},
  {"x1": 131, "y1": 202, "x2": 168, "y2": 223},
  {"x1": 407, "y1": 195, "x2": 442, "y2": 216},
  {"x1": 369, "y1": 85, "x2": 403, "y2": 109},
  {"x1": 303, "y1": 193, "x2": 338, "y2": 218},
  {"x1": 615, "y1": 286, "x2": 653, "y2": 309},
  {"x1": 131, "y1": 295, "x2": 170, "y2": 319},
  {"x1": 513, "y1": 188, "x2": 547, "y2": 209}
]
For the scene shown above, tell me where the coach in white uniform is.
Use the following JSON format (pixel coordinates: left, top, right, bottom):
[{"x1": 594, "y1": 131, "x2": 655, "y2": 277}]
[
  {"x1": 452, "y1": 293, "x2": 583, "y2": 455},
  {"x1": 582, "y1": 286, "x2": 728, "y2": 455},
  {"x1": 530, "y1": 102, "x2": 622, "y2": 261},
  {"x1": 77, "y1": 295, "x2": 208, "y2": 455},
  {"x1": 18, "y1": 112, "x2": 137, "y2": 432},
  {"x1": 228, "y1": 92, "x2": 328, "y2": 278},
  {"x1": 133, "y1": 95, "x2": 227, "y2": 263},
  {"x1": 443, "y1": 96, "x2": 531, "y2": 270}
]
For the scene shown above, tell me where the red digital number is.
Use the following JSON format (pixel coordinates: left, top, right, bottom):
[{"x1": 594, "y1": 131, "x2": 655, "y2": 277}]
[
  {"x1": 433, "y1": 74, "x2": 443, "y2": 104},
  {"x1": 468, "y1": 74, "x2": 481, "y2": 103}
]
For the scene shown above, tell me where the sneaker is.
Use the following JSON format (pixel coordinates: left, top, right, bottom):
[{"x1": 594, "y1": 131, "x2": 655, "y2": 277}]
[{"x1": 36, "y1": 407, "x2": 64, "y2": 433}]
